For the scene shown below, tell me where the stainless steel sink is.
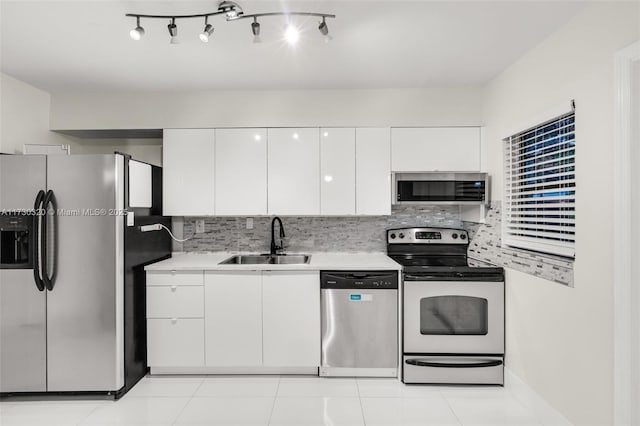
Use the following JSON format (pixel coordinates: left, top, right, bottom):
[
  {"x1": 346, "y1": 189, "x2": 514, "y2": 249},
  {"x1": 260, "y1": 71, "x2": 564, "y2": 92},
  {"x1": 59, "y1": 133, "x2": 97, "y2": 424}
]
[{"x1": 218, "y1": 254, "x2": 311, "y2": 265}]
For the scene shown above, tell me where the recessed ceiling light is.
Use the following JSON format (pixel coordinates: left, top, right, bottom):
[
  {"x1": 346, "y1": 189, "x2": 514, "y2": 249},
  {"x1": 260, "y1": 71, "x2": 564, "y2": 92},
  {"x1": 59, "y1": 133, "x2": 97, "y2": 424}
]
[
  {"x1": 254, "y1": 134, "x2": 261, "y2": 141},
  {"x1": 324, "y1": 175, "x2": 333, "y2": 182},
  {"x1": 292, "y1": 132, "x2": 299, "y2": 140},
  {"x1": 323, "y1": 132, "x2": 329, "y2": 137}
]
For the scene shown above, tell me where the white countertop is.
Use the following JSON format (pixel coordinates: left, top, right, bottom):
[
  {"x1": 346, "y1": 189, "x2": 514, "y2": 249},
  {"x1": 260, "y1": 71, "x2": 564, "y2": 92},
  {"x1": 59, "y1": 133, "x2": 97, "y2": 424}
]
[{"x1": 145, "y1": 252, "x2": 402, "y2": 272}]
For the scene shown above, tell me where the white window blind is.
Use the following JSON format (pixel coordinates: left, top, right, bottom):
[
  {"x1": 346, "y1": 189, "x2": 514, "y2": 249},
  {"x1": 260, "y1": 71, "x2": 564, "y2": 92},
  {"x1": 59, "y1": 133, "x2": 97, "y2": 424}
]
[{"x1": 503, "y1": 111, "x2": 575, "y2": 258}]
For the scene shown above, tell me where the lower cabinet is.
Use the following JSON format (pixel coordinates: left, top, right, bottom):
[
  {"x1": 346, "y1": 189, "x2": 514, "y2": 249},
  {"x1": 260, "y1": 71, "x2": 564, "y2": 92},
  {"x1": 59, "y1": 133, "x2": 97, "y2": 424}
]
[
  {"x1": 147, "y1": 318, "x2": 205, "y2": 367},
  {"x1": 148, "y1": 270, "x2": 320, "y2": 371},
  {"x1": 262, "y1": 271, "x2": 320, "y2": 367},
  {"x1": 205, "y1": 272, "x2": 263, "y2": 366}
]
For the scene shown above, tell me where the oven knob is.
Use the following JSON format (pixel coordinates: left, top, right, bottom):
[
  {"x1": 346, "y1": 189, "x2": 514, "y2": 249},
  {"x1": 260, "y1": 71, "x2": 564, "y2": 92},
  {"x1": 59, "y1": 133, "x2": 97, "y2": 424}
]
[
  {"x1": 390, "y1": 233, "x2": 396, "y2": 239},
  {"x1": 460, "y1": 234, "x2": 467, "y2": 240},
  {"x1": 452, "y1": 233, "x2": 458, "y2": 239},
  {"x1": 399, "y1": 233, "x2": 405, "y2": 239}
]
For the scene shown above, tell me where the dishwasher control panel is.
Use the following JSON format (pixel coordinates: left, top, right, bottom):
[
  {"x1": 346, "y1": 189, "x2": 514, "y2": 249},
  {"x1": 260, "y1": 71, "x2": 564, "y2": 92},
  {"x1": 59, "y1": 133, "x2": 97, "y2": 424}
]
[{"x1": 320, "y1": 271, "x2": 399, "y2": 290}]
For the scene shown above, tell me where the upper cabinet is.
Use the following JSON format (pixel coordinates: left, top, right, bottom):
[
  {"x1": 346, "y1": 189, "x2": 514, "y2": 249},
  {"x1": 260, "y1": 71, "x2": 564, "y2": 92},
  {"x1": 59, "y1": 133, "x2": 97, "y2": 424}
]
[
  {"x1": 163, "y1": 128, "x2": 215, "y2": 216},
  {"x1": 215, "y1": 128, "x2": 268, "y2": 215},
  {"x1": 356, "y1": 128, "x2": 391, "y2": 215},
  {"x1": 320, "y1": 128, "x2": 356, "y2": 215},
  {"x1": 268, "y1": 128, "x2": 320, "y2": 215},
  {"x1": 391, "y1": 127, "x2": 481, "y2": 172}
]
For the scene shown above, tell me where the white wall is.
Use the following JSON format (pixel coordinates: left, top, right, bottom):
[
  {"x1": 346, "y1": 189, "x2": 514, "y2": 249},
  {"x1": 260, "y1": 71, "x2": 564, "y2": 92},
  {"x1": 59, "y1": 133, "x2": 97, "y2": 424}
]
[
  {"x1": 50, "y1": 87, "x2": 483, "y2": 130},
  {"x1": 72, "y1": 139, "x2": 162, "y2": 166},
  {"x1": 482, "y1": 3, "x2": 640, "y2": 425},
  {"x1": 0, "y1": 73, "x2": 76, "y2": 154}
]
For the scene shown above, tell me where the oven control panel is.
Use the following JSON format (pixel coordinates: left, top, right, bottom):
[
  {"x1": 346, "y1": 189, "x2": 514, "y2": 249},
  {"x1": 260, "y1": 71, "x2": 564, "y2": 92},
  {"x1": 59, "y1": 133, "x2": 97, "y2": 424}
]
[{"x1": 387, "y1": 227, "x2": 468, "y2": 244}]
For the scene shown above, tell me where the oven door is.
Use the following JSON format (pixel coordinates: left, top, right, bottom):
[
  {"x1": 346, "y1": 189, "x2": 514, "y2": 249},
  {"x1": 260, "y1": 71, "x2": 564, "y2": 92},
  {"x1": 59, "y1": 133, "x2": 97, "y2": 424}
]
[{"x1": 403, "y1": 280, "x2": 504, "y2": 354}]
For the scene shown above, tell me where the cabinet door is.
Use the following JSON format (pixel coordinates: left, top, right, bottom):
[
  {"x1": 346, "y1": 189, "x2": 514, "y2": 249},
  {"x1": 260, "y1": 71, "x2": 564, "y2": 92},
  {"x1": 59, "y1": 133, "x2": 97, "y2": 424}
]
[
  {"x1": 267, "y1": 128, "x2": 320, "y2": 215},
  {"x1": 356, "y1": 128, "x2": 391, "y2": 215},
  {"x1": 320, "y1": 128, "x2": 355, "y2": 215},
  {"x1": 215, "y1": 128, "x2": 268, "y2": 215},
  {"x1": 262, "y1": 271, "x2": 320, "y2": 367},
  {"x1": 163, "y1": 129, "x2": 215, "y2": 216},
  {"x1": 147, "y1": 319, "x2": 204, "y2": 367},
  {"x1": 391, "y1": 127, "x2": 481, "y2": 172},
  {"x1": 205, "y1": 272, "x2": 263, "y2": 367}
]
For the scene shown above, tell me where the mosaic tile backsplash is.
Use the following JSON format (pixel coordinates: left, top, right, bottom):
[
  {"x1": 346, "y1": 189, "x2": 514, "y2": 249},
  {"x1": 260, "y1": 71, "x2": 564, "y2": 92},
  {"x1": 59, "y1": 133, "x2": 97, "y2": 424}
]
[
  {"x1": 468, "y1": 201, "x2": 574, "y2": 286},
  {"x1": 179, "y1": 205, "x2": 468, "y2": 253},
  {"x1": 174, "y1": 202, "x2": 573, "y2": 285}
]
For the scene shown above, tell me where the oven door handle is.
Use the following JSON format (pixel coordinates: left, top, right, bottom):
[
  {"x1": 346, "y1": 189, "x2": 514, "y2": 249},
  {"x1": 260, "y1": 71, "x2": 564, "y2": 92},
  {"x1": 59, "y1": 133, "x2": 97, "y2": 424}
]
[{"x1": 405, "y1": 359, "x2": 503, "y2": 368}]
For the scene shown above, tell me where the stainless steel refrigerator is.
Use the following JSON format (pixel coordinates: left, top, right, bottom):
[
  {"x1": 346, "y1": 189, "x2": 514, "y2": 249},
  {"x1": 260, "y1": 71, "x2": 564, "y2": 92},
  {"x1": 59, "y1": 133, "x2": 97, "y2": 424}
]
[{"x1": 0, "y1": 153, "x2": 171, "y2": 397}]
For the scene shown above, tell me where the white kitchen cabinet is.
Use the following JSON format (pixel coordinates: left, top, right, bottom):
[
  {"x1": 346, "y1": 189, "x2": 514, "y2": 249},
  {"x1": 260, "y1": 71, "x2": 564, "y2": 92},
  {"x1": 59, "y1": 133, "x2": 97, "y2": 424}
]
[
  {"x1": 262, "y1": 271, "x2": 320, "y2": 367},
  {"x1": 147, "y1": 318, "x2": 204, "y2": 367},
  {"x1": 215, "y1": 128, "x2": 268, "y2": 215},
  {"x1": 146, "y1": 286, "x2": 204, "y2": 318},
  {"x1": 320, "y1": 128, "x2": 356, "y2": 215},
  {"x1": 267, "y1": 128, "x2": 320, "y2": 215},
  {"x1": 356, "y1": 128, "x2": 391, "y2": 215},
  {"x1": 391, "y1": 127, "x2": 481, "y2": 172},
  {"x1": 163, "y1": 128, "x2": 215, "y2": 216},
  {"x1": 204, "y1": 272, "x2": 263, "y2": 367}
]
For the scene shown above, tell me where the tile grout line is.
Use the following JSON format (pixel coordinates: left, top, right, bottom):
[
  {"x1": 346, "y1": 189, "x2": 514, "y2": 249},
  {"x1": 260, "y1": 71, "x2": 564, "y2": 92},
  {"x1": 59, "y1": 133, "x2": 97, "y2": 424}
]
[
  {"x1": 439, "y1": 390, "x2": 464, "y2": 426},
  {"x1": 356, "y1": 378, "x2": 368, "y2": 426},
  {"x1": 171, "y1": 376, "x2": 205, "y2": 426},
  {"x1": 267, "y1": 375, "x2": 281, "y2": 426}
]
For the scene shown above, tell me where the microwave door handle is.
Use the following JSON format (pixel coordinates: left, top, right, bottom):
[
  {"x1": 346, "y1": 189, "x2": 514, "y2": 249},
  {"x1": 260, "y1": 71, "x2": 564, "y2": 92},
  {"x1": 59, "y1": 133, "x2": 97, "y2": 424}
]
[
  {"x1": 32, "y1": 190, "x2": 45, "y2": 292},
  {"x1": 405, "y1": 359, "x2": 503, "y2": 368}
]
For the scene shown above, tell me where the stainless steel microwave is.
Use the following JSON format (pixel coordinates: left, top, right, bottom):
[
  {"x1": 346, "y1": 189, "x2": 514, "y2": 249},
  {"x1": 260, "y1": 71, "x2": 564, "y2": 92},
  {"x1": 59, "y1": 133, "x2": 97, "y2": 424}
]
[{"x1": 392, "y1": 172, "x2": 488, "y2": 205}]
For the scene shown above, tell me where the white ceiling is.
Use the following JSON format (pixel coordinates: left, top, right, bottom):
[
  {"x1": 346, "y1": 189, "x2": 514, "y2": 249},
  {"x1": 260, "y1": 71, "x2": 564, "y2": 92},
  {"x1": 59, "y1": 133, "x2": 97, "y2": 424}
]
[{"x1": 0, "y1": 0, "x2": 584, "y2": 92}]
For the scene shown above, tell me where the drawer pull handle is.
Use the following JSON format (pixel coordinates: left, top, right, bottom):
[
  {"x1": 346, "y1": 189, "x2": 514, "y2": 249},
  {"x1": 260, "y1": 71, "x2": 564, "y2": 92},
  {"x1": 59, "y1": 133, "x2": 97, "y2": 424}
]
[
  {"x1": 171, "y1": 318, "x2": 178, "y2": 324},
  {"x1": 171, "y1": 286, "x2": 177, "y2": 292},
  {"x1": 171, "y1": 270, "x2": 176, "y2": 275}
]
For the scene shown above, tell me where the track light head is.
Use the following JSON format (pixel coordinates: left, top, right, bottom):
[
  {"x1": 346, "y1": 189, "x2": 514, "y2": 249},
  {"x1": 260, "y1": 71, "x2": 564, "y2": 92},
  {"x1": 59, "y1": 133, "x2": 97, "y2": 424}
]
[
  {"x1": 200, "y1": 17, "x2": 214, "y2": 42},
  {"x1": 129, "y1": 17, "x2": 145, "y2": 40},
  {"x1": 168, "y1": 18, "x2": 178, "y2": 43},
  {"x1": 251, "y1": 18, "x2": 261, "y2": 43},
  {"x1": 284, "y1": 24, "x2": 299, "y2": 45},
  {"x1": 318, "y1": 17, "x2": 329, "y2": 36},
  {"x1": 218, "y1": 0, "x2": 243, "y2": 20}
]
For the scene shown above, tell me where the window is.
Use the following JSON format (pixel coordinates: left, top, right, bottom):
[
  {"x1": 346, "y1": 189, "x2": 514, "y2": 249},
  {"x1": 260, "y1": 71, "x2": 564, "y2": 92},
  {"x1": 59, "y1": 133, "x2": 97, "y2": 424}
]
[{"x1": 503, "y1": 111, "x2": 575, "y2": 258}]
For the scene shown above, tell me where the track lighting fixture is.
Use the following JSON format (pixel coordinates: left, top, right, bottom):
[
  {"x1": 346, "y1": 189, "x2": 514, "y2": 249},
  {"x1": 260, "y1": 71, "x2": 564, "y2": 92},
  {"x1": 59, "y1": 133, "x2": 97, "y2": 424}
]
[
  {"x1": 318, "y1": 17, "x2": 329, "y2": 37},
  {"x1": 129, "y1": 16, "x2": 145, "y2": 40},
  {"x1": 251, "y1": 17, "x2": 261, "y2": 43},
  {"x1": 167, "y1": 18, "x2": 178, "y2": 44},
  {"x1": 218, "y1": 0, "x2": 243, "y2": 20},
  {"x1": 284, "y1": 24, "x2": 300, "y2": 45},
  {"x1": 126, "y1": 0, "x2": 335, "y2": 44},
  {"x1": 200, "y1": 17, "x2": 214, "y2": 43}
]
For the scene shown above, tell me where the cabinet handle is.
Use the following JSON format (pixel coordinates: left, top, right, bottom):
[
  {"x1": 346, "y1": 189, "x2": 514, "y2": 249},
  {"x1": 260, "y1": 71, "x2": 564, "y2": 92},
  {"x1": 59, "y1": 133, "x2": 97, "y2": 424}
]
[
  {"x1": 171, "y1": 270, "x2": 176, "y2": 275},
  {"x1": 171, "y1": 318, "x2": 178, "y2": 324},
  {"x1": 171, "y1": 285, "x2": 177, "y2": 292}
]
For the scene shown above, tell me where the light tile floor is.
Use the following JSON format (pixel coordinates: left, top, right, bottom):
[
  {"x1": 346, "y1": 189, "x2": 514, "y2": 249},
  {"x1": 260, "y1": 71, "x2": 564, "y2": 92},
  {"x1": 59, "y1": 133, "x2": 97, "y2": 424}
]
[{"x1": 0, "y1": 375, "x2": 547, "y2": 426}]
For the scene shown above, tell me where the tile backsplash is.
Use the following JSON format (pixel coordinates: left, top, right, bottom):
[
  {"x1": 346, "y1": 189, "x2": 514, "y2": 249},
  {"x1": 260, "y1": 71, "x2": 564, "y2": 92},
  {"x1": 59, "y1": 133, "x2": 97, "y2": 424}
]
[
  {"x1": 468, "y1": 201, "x2": 574, "y2": 286},
  {"x1": 178, "y1": 205, "x2": 469, "y2": 253}
]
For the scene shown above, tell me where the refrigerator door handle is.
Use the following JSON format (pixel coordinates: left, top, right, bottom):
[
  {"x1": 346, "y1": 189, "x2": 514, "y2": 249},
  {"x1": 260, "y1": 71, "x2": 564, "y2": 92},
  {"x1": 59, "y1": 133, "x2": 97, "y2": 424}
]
[
  {"x1": 42, "y1": 190, "x2": 58, "y2": 291},
  {"x1": 32, "y1": 190, "x2": 46, "y2": 291}
]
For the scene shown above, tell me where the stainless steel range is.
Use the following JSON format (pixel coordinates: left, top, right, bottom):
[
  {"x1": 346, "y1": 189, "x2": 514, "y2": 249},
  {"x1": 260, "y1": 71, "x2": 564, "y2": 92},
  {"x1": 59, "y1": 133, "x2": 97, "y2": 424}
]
[{"x1": 387, "y1": 227, "x2": 505, "y2": 385}]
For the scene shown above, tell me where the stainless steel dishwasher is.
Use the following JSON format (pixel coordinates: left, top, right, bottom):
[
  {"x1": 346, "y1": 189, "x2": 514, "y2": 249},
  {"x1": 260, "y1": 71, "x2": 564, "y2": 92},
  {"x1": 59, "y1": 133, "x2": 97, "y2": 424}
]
[{"x1": 320, "y1": 271, "x2": 398, "y2": 377}]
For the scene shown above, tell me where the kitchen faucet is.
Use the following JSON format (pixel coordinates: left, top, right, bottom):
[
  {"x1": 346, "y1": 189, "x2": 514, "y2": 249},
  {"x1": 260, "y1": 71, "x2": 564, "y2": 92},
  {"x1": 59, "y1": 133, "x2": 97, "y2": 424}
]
[{"x1": 270, "y1": 216, "x2": 286, "y2": 255}]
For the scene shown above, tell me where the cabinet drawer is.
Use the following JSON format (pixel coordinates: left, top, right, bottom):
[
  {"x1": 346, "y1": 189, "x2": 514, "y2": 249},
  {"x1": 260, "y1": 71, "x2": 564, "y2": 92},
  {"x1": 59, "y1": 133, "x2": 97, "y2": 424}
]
[
  {"x1": 147, "y1": 271, "x2": 204, "y2": 286},
  {"x1": 147, "y1": 318, "x2": 204, "y2": 367},
  {"x1": 147, "y1": 286, "x2": 204, "y2": 318}
]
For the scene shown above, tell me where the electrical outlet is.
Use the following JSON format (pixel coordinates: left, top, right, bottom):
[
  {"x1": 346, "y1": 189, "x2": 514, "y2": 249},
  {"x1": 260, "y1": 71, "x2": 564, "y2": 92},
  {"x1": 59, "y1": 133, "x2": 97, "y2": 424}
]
[
  {"x1": 195, "y1": 219, "x2": 205, "y2": 234},
  {"x1": 246, "y1": 218, "x2": 254, "y2": 230}
]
